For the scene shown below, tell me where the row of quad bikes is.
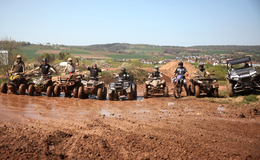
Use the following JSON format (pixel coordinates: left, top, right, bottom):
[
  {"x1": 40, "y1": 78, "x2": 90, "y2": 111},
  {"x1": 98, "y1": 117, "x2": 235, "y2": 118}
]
[{"x1": 0, "y1": 72, "x2": 138, "y2": 101}]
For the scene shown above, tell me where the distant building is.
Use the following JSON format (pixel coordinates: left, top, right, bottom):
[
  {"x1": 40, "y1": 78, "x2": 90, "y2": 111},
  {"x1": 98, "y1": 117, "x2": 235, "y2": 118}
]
[{"x1": 0, "y1": 50, "x2": 10, "y2": 66}]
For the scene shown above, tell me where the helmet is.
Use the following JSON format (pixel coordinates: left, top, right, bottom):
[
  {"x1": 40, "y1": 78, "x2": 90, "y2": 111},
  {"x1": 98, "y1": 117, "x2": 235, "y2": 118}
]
[
  {"x1": 178, "y1": 61, "x2": 183, "y2": 67},
  {"x1": 16, "y1": 55, "x2": 21, "y2": 58},
  {"x1": 198, "y1": 62, "x2": 204, "y2": 69},
  {"x1": 43, "y1": 58, "x2": 47, "y2": 62},
  {"x1": 121, "y1": 67, "x2": 126, "y2": 72},
  {"x1": 92, "y1": 63, "x2": 97, "y2": 68},
  {"x1": 154, "y1": 66, "x2": 159, "y2": 72},
  {"x1": 68, "y1": 58, "x2": 73, "y2": 61}
]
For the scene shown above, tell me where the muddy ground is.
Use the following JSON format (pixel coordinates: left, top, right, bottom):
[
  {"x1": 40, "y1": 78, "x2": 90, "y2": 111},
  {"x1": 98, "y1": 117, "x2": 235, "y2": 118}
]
[{"x1": 0, "y1": 85, "x2": 260, "y2": 159}]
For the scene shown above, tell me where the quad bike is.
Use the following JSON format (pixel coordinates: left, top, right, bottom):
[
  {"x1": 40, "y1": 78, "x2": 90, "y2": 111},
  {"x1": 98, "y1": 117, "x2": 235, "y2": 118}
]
[
  {"x1": 78, "y1": 76, "x2": 107, "y2": 100},
  {"x1": 143, "y1": 74, "x2": 168, "y2": 98},
  {"x1": 107, "y1": 74, "x2": 137, "y2": 101},
  {"x1": 53, "y1": 73, "x2": 82, "y2": 98},
  {"x1": 27, "y1": 72, "x2": 55, "y2": 97},
  {"x1": 226, "y1": 56, "x2": 260, "y2": 97},
  {"x1": 189, "y1": 73, "x2": 219, "y2": 98},
  {"x1": 172, "y1": 74, "x2": 188, "y2": 98},
  {"x1": 0, "y1": 71, "x2": 30, "y2": 95}
]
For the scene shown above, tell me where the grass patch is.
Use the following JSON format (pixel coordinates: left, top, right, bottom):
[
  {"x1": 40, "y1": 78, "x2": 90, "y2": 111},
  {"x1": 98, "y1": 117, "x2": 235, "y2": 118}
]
[
  {"x1": 242, "y1": 95, "x2": 259, "y2": 104},
  {"x1": 68, "y1": 50, "x2": 92, "y2": 55},
  {"x1": 0, "y1": 78, "x2": 8, "y2": 84},
  {"x1": 218, "y1": 81, "x2": 227, "y2": 85},
  {"x1": 21, "y1": 45, "x2": 39, "y2": 58}
]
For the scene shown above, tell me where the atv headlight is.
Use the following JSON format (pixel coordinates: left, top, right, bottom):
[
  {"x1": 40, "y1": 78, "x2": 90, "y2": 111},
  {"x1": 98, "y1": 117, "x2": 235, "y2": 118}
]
[
  {"x1": 233, "y1": 77, "x2": 239, "y2": 80},
  {"x1": 197, "y1": 80, "x2": 202, "y2": 84}
]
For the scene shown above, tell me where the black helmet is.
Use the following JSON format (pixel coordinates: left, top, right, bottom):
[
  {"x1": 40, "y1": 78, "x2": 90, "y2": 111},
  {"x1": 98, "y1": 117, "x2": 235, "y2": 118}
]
[
  {"x1": 154, "y1": 66, "x2": 159, "y2": 69},
  {"x1": 43, "y1": 58, "x2": 47, "y2": 62},
  {"x1": 178, "y1": 61, "x2": 183, "y2": 67},
  {"x1": 121, "y1": 67, "x2": 126, "y2": 72}
]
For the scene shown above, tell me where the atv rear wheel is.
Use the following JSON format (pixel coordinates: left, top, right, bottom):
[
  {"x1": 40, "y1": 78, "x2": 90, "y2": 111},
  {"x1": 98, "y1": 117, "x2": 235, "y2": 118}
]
[
  {"x1": 0, "y1": 82, "x2": 7, "y2": 93},
  {"x1": 19, "y1": 84, "x2": 26, "y2": 95},
  {"x1": 28, "y1": 84, "x2": 35, "y2": 96},
  {"x1": 195, "y1": 85, "x2": 200, "y2": 98},
  {"x1": 108, "y1": 90, "x2": 114, "y2": 101},
  {"x1": 54, "y1": 86, "x2": 60, "y2": 97},
  {"x1": 164, "y1": 86, "x2": 169, "y2": 97},
  {"x1": 214, "y1": 87, "x2": 219, "y2": 97},
  {"x1": 46, "y1": 86, "x2": 53, "y2": 97},
  {"x1": 102, "y1": 87, "x2": 107, "y2": 100},
  {"x1": 143, "y1": 86, "x2": 148, "y2": 98},
  {"x1": 227, "y1": 83, "x2": 234, "y2": 97},
  {"x1": 97, "y1": 88, "x2": 102, "y2": 100},
  {"x1": 73, "y1": 87, "x2": 78, "y2": 98},
  {"x1": 78, "y1": 86, "x2": 84, "y2": 99}
]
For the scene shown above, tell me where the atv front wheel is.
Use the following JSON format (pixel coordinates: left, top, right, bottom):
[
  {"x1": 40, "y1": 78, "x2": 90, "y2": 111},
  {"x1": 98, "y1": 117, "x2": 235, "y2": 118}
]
[
  {"x1": 97, "y1": 88, "x2": 102, "y2": 100},
  {"x1": 0, "y1": 82, "x2": 7, "y2": 93},
  {"x1": 19, "y1": 84, "x2": 26, "y2": 95},
  {"x1": 46, "y1": 86, "x2": 53, "y2": 97},
  {"x1": 28, "y1": 84, "x2": 35, "y2": 96},
  {"x1": 133, "y1": 85, "x2": 137, "y2": 99},
  {"x1": 108, "y1": 90, "x2": 114, "y2": 101},
  {"x1": 143, "y1": 86, "x2": 148, "y2": 98},
  {"x1": 164, "y1": 86, "x2": 169, "y2": 97},
  {"x1": 227, "y1": 83, "x2": 234, "y2": 97},
  {"x1": 102, "y1": 87, "x2": 107, "y2": 100},
  {"x1": 214, "y1": 87, "x2": 219, "y2": 97},
  {"x1": 173, "y1": 86, "x2": 181, "y2": 98},
  {"x1": 73, "y1": 87, "x2": 78, "y2": 98},
  {"x1": 78, "y1": 86, "x2": 84, "y2": 99},
  {"x1": 127, "y1": 90, "x2": 133, "y2": 100},
  {"x1": 54, "y1": 86, "x2": 60, "y2": 97},
  {"x1": 195, "y1": 85, "x2": 200, "y2": 98}
]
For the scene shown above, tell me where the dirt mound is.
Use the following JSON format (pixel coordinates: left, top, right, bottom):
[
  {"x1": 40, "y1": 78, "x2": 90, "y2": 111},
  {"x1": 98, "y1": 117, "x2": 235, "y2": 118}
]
[{"x1": 160, "y1": 61, "x2": 197, "y2": 80}]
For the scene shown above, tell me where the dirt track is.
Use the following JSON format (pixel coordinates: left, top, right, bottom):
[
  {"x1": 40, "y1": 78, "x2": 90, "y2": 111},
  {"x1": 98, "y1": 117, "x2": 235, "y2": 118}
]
[{"x1": 0, "y1": 84, "x2": 260, "y2": 159}]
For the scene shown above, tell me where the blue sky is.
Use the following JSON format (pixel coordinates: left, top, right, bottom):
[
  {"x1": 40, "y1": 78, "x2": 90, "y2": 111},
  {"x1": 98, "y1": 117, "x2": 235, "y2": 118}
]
[{"x1": 0, "y1": 0, "x2": 259, "y2": 46}]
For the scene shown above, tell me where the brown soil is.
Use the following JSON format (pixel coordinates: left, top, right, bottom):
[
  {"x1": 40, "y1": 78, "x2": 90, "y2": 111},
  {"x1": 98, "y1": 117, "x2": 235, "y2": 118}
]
[
  {"x1": 0, "y1": 85, "x2": 260, "y2": 159},
  {"x1": 72, "y1": 54, "x2": 111, "y2": 59}
]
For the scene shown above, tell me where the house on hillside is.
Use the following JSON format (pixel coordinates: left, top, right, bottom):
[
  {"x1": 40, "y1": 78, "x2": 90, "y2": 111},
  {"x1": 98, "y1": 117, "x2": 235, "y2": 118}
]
[{"x1": 187, "y1": 59, "x2": 196, "y2": 63}]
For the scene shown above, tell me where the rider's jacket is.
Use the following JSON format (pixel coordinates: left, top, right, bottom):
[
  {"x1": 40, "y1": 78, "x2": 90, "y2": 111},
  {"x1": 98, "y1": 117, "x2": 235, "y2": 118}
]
[
  {"x1": 196, "y1": 69, "x2": 207, "y2": 78},
  {"x1": 13, "y1": 61, "x2": 24, "y2": 73},
  {"x1": 174, "y1": 67, "x2": 187, "y2": 76},
  {"x1": 39, "y1": 64, "x2": 51, "y2": 75},
  {"x1": 152, "y1": 71, "x2": 161, "y2": 78},
  {"x1": 87, "y1": 67, "x2": 102, "y2": 78}
]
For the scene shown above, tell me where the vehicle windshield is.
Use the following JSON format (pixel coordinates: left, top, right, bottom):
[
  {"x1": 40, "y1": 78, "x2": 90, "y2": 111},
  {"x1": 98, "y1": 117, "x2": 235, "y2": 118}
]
[{"x1": 231, "y1": 62, "x2": 251, "y2": 70}]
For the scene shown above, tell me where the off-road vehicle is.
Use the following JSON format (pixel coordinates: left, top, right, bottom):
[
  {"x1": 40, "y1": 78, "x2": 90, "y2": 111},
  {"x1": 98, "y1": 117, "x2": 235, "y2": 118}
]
[
  {"x1": 27, "y1": 72, "x2": 55, "y2": 97},
  {"x1": 226, "y1": 56, "x2": 260, "y2": 97},
  {"x1": 78, "y1": 76, "x2": 107, "y2": 100},
  {"x1": 0, "y1": 71, "x2": 30, "y2": 95},
  {"x1": 108, "y1": 74, "x2": 137, "y2": 101},
  {"x1": 53, "y1": 73, "x2": 82, "y2": 98},
  {"x1": 143, "y1": 74, "x2": 168, "y2": 98},
  {"x1": 189, "y1": 73, "x2": 219, "y2": 98}
]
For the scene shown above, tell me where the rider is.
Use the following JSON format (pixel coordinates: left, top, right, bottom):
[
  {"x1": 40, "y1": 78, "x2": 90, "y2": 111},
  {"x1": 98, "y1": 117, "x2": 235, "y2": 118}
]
[
  {"x1": 82, "y1": 63, "x2": 108, "y2": 80},
  {"x1": 32, "y1": 58, "x2": 56, "y2": 77},
  {"x1": 149, "y1": 66, "x2": 162, "y2": 78},
  {"x1": 174, "y1": 61, "x2": 189, "y2": 96},
  {"x1": 64, "y1": 58, "x2": 79, "y2": 75},
  {"x1": 119, "y1": 68, "x2": 129, "y2": 80},
  {"x1": 196, "y1": 63, "x2": 209, "y2": 78},
  {"x1": 10, "y1": 55, "x2": 25, "y2": 74}
]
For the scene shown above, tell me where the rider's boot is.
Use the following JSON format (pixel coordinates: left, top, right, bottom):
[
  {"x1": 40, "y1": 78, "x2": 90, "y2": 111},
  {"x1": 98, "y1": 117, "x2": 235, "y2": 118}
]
[{"x1": 184, "y1": 84, "x2": 190, "y2": 96}]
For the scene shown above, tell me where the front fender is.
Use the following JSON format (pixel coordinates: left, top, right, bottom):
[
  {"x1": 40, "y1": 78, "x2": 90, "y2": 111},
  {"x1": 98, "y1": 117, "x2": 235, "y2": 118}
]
[
  {"x1": 126, "y1": 85, "x2": 132, "y2": 93},
  {"x1": 108, "y1": 86, "x2": 114, "y2": 94}
]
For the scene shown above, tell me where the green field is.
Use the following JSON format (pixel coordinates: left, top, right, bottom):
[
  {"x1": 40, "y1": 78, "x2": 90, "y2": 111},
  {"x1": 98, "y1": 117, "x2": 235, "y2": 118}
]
[
  {"x1": 105, "y1": 54, "x2": 153, "y2": 59},
  {"x1": 66, "y1": 50, "x2": 92, "y2": 55},
  {"x1": 20, "y1": 45, "x2": 39, "y2": 58},
  {"x1": 208, "y1": 50, "x2": 227, "y2": 54}
]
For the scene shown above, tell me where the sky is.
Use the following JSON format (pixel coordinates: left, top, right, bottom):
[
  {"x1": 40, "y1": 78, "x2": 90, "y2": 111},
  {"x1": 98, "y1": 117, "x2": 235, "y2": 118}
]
[{"x1": 0, "y1": 0, "x2": 260, "y2": 46}]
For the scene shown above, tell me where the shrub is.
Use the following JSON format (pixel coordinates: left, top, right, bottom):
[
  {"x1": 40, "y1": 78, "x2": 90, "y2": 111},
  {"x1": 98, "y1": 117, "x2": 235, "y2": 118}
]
[{"x1": 242, "y1": 95, "x2": 259, "y2": 104}]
